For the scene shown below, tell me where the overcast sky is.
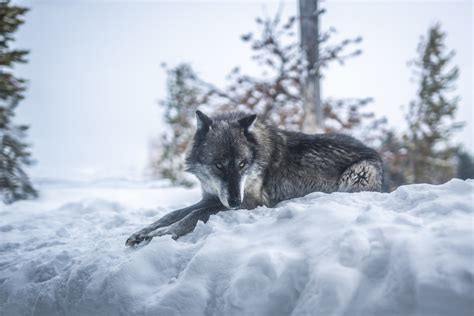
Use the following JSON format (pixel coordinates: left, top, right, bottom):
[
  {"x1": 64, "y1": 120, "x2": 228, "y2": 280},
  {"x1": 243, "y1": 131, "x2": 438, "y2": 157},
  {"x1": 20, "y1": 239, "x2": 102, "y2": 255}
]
[{"x1": 14, "y1": 0, "x2": 473, "y2": 180}]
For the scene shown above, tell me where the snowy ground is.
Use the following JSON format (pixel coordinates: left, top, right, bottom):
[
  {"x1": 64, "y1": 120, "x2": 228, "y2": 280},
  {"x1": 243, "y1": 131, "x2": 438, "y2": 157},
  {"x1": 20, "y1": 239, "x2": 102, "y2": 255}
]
[{"x1": 0, "y1": 178, "x2": 473, "y2": 316}]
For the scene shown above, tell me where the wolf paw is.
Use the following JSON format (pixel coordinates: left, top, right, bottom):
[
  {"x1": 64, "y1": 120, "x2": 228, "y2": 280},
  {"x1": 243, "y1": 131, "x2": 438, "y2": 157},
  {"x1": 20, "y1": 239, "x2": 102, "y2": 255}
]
[
  {"x1": 125, "y1": 232, "x2": 152, "y2": 247},
  {"x1": 150, "y1": 226, "x2": 179, "y2": 240}
]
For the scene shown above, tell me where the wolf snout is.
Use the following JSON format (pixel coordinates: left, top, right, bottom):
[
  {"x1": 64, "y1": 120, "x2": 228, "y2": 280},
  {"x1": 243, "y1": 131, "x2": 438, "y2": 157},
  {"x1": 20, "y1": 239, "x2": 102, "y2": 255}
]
[
  {"x1": 126, "y1": 233, "x2": 152, "y2": 247},
  {"x1": 228, "y1": 198, "x2": 241, "y2": 209}
]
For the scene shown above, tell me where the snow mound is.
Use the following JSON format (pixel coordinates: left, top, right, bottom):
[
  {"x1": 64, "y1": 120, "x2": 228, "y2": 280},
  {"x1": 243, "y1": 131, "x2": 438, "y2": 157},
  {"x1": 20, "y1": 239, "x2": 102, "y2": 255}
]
[{"x1": 1, "y1": 179, "x2": 473, "y2": 316}]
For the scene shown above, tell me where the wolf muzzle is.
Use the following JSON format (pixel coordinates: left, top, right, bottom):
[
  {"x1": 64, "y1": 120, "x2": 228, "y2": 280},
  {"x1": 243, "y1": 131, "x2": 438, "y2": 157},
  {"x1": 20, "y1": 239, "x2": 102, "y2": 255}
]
[
  {"x1": 227, "y1": 174, "x2": 242, "y2": 209},
  {"x1": 228, "y1": 197, "x2": 241, "y2": 209}
]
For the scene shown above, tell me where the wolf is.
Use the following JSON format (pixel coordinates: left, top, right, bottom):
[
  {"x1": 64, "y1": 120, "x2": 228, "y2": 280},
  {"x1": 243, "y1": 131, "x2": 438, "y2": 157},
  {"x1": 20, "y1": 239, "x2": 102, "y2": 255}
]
[{"x1": 126, "y1": 111, "x2": 382, "y2": 246}]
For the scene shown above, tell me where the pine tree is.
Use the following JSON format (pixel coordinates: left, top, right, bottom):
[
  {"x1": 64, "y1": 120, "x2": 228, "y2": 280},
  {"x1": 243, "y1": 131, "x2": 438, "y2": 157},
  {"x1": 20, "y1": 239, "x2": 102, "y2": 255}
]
[
  {"x1": 379, "y1": 131, "x2": 408, "y2": 191},
  {"x1": 0, "y1": 1, "x2": 37, "y2": 203},
  {"x1": 149, "y1": 64, "x2": 201, "y2": 186},
  {"x1": 404, "y1": 23, "x2": 463, "y2": 184},
  {"x1": 456, "y1": 149, "x2": 474, "y2": 180}
]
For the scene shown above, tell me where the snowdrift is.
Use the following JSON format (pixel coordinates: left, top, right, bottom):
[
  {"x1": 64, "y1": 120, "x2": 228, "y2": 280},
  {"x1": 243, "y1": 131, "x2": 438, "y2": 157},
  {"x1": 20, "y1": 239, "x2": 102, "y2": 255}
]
[{"x1": 1, "y1": 178, "x2": 473, "y2": 316}]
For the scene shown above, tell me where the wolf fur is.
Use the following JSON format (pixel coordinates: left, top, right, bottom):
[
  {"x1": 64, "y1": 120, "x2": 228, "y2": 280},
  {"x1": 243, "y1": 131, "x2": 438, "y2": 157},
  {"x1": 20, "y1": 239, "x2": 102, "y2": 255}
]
[{"x1": 126, "y1": 111, "x2": 382, "y2": 246}]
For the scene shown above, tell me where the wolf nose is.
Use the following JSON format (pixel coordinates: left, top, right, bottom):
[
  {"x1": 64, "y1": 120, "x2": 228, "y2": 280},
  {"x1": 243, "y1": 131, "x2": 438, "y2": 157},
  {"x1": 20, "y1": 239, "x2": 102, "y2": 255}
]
[{"x1": 228, "y1": 198, "x2": 241, "y2": 209}]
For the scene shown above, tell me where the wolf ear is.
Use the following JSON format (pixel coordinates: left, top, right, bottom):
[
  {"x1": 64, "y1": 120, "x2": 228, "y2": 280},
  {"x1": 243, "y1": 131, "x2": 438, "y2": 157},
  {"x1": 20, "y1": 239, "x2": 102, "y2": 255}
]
[
  {"x1": 196, "y1": 110, "x2": 212, "y2": 132},
  {"x1": 238, "y1": 114, "x2": 257, "y2": 132}
]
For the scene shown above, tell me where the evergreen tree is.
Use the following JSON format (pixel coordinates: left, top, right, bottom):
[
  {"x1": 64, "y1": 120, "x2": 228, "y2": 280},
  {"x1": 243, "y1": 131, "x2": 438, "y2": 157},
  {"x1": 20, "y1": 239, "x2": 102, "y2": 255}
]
[
  {"x1": 379, "y1": 131, "x2": 408, "y2": 191},
  {"x1": 456, "y1": 149, "x2": 474, "y2": 180},
  {"x1": 149, "y1": 64, "x2": 201, "y2": 186},
  {"x1": 0, "y1": 1, "x2": 37, "y2": 203},
  {"x1": 404, "y1": 23, "x2": 463, "y2": 184}
]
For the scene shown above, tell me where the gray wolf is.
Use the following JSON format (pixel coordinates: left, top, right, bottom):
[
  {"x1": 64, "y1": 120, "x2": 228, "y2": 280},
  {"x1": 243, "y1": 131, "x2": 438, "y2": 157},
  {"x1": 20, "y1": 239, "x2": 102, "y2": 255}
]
[{"x1": 126, "y1": 111, "x2": 382, "y2": 246}]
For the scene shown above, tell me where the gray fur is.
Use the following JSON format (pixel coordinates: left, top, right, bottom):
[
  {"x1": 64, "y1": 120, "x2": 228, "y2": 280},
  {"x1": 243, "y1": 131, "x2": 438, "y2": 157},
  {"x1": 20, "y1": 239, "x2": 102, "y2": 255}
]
[{"x1": 126, "y1": 111, "x2": 382, "y2": 246}]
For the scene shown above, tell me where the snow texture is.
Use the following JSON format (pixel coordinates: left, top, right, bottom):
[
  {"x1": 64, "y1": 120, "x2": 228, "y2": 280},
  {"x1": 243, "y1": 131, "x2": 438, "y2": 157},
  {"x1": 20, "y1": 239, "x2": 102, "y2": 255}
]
[{"x1": 1, "y1": 178, "x2": 473, "y2": 316}]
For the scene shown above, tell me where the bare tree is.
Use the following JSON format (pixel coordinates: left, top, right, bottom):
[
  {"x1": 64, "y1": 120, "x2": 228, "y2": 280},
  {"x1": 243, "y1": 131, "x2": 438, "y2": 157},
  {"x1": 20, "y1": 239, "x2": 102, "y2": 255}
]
[
  {"x1": 299, "y1": 0, "x2": 322, "y2": 133},
  {"x1": 150, "y1": 7, "x2": 382, "y2": 184},
  {"x1": 200, "y1": 10, "x2": 370, "y2": 133}
]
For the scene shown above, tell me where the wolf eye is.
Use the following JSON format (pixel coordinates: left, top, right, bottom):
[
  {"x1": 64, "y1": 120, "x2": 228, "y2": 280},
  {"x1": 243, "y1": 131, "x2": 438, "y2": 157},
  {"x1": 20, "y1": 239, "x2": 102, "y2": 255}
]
[
  {"x1": 239, "y1": 160, "x2": 247, "y2": 169},
  {"x1": 215, "y1": 162, "x2": 223, "y2": 170}
]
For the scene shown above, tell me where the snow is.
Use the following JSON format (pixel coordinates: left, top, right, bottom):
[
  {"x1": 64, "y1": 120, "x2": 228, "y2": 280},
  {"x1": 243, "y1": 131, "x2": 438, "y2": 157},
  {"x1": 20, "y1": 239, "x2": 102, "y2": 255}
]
[{"x1": 1, "y1": 178, "x2": 473, "y2": 316}]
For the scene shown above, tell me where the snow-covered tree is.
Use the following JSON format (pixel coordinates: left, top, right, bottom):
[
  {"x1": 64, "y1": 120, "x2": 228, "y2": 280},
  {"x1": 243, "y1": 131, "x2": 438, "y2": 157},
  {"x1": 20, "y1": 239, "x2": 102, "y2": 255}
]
[
  {"x1": 404, "y1": 23, "x2": 463, "y2": 184},
  {"x1": 0, "y1": 1, "x2": 37, "y2": 203},
  {"x1": 456, "y1": 149, "x2": 474, "y2": 180},
  {"x1": 149, "y1": 64, "x2": 201, "y2": 186},
  {"x1": 379, "y1": 131, "x2": 408, "y2": 191}
]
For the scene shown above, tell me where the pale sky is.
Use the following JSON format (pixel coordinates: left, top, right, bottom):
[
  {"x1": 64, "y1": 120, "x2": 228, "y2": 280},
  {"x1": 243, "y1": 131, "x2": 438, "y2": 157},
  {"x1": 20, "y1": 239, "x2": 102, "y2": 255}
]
[{"x1": 14, "y1": 0, "x2": 473, "y2": 180}]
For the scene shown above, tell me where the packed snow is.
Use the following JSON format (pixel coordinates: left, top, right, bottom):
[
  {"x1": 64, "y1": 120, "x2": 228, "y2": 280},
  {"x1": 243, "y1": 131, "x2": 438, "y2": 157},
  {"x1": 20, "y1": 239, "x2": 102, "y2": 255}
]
[{"x1": 0, "y1": 178, "x2": 473, "y2": 316}]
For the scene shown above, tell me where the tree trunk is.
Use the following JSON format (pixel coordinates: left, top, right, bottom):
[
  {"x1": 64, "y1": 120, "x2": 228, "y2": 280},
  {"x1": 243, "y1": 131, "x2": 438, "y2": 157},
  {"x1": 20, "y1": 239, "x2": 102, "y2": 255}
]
[{"x1": 299, "y1": 0, "x2": 323, "y2": 133}]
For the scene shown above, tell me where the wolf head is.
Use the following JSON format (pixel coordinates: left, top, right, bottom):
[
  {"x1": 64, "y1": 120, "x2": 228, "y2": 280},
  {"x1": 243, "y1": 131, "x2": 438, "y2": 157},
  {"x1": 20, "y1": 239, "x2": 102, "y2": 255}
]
[{"x1": 185, "y1": 110, "x2": 259, "y2": 209}]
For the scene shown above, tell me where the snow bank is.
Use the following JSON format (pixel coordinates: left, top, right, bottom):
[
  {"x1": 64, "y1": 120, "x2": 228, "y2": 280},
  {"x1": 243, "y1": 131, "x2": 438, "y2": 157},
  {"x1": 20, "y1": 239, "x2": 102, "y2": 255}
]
[{"x1": 1, "y1": 179, "x2": 473, "y2": 316}]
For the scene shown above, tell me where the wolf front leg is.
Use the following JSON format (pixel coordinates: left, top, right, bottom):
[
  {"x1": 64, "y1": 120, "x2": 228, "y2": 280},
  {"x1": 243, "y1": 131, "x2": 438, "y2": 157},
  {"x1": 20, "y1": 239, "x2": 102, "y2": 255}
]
[
  {"x1": 148, "y1": 204, "x2": 227, "y2": 240},
  {"x1": 125, "y1": 198, "x2": 225, "y2": 247}
]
